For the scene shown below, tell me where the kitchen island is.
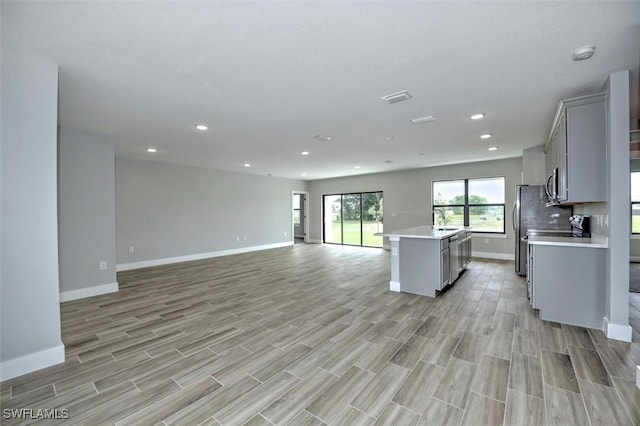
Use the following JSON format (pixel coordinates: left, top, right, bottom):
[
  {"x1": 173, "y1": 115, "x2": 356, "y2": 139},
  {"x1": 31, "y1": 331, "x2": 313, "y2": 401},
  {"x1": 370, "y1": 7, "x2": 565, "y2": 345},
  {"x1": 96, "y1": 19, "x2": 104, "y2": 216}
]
[{"x1": 380, "y1": 225, "x2": 472, "y2": 297}]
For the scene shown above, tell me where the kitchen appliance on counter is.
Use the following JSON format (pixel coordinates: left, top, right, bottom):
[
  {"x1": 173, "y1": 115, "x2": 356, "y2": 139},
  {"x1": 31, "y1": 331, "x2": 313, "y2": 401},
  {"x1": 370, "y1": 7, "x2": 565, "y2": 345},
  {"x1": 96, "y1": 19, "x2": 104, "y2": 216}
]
[
  {"x1": 570, "y1": 214, "x2": 591, "y2": 237},
  {"x1": 514, "y1": 185, "x2": 573, "y2": 276}
]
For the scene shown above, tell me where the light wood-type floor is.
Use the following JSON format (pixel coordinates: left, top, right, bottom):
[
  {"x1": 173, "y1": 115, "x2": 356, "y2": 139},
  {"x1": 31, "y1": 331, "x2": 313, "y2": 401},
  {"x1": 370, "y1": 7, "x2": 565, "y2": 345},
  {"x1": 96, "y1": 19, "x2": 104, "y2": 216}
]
[
  {"x1": 2, "y1": 244, "x2": 640, "y2": 425},
  {"x1": 629, "y1": 292, "x2": 640, "y2": 343}
]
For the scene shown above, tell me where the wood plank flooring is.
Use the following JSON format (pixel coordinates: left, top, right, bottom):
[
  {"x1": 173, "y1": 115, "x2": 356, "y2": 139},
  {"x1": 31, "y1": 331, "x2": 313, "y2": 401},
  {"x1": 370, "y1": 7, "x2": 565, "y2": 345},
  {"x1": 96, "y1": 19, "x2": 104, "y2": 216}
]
[{"x1": 2, "y1": 243, "x2": 640, "y2": 425}]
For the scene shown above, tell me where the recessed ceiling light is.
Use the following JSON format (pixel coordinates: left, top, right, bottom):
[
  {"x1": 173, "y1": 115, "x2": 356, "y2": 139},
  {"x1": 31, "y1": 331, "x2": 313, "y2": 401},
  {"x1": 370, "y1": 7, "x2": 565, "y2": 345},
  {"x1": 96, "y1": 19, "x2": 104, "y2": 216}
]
[
  {"x1": 354, "y1": 165, "x2": 361, "y2": 169},
  {"x1": 385, "y1": 136, "x2": 395, "y2": 141},
  {"x1": 195, "y1": 124, "x2": 208, "y2": 131},
  {"x1": 488, "y1": 146, "x2": 499, "y2": 151},
  {"x1": 146, "y1": 147, "x2": 157, "y2": 153},
  {"x1": 410, "y1": 115, "x2": 438, "y2": 125},
  {"x1": 381, "y1": 90, "x2": 412, "y2": 104},
  {"x1": 572, "y1": 45, "x2": 595, "y2": 61},
  {"x1": 301, "y1": 151, "x2": 310, "y2": 156},
  {"x1": 243, "y1": 163, "x2": 251, "y2": 167},
  {"x1": 300, "y1": 173, "x2": 307, "y2": 176},
  {"x1": 480, "y1": 133, "x2": 493, "y2": 139},
  {"x1": 470, "y1": 113, "x2": 485, "y2": 120},
  {"x1": 313, "y1": 135, "x2": 332, "y2": 142}
]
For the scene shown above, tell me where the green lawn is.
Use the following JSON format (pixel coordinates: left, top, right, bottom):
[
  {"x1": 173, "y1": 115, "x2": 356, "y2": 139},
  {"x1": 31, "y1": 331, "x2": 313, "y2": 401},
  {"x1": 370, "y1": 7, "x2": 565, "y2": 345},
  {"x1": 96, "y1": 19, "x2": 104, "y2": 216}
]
[
  {"x1": 435, "y1": 213, "x2": 504, "y2": 232},
  {"x1": 327, "y1": 220, "x2": 383, "y2": 247},
  {"x1": 633, "y1": 215, "x2": 640, "y2": 234}
]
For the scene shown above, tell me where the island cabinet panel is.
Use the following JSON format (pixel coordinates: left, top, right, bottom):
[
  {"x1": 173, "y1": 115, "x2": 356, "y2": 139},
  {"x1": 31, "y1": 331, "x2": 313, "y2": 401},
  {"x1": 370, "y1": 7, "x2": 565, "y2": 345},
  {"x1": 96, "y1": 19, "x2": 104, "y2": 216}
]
[
  {"x1": 530, "y1": 244, "x2": 605, "y2": 329},
  {"x1": 399, "y1": 238, "x2": 445, "y2": 297}
]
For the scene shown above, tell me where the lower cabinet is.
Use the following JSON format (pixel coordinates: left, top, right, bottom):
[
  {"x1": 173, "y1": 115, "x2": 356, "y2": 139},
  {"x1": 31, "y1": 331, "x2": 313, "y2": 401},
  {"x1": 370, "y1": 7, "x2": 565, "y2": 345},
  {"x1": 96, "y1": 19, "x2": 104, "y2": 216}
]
[{"x1": 528, "y1": 243, "x2": 605, "y2": 329}]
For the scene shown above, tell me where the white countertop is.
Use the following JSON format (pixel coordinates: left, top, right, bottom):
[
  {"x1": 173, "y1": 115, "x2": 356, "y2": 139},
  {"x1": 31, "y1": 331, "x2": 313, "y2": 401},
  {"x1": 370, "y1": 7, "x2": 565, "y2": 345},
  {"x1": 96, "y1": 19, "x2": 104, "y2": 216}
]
[
  {"x1": 378, "y1": 225, "x2": 472, "y2": 240},
  {"x1": 527, "y1": 233, "x2": 608, "y2": 249}
]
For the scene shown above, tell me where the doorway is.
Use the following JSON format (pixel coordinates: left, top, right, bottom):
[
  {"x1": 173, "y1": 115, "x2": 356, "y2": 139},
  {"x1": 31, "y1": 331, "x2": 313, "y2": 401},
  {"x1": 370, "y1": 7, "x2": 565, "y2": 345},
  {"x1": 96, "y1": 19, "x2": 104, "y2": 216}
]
[
  {"x1": 323, "y1": 191, "x2": 383, "y2": 247},
  {"x1": 292, "y1": 191, "x2": 309, "y2": 244}
]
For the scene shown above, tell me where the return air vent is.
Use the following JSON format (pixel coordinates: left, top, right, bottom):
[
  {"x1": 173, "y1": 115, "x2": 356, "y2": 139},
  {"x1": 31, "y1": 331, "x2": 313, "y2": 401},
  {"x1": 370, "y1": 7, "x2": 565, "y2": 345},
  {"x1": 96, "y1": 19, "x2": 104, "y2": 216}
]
[
  {"x1": 381, "y1": 90, "x2": 411, "y2": 104},
  {"x1": 410, "y1": 115, "x2": 438, "y2": 125}
]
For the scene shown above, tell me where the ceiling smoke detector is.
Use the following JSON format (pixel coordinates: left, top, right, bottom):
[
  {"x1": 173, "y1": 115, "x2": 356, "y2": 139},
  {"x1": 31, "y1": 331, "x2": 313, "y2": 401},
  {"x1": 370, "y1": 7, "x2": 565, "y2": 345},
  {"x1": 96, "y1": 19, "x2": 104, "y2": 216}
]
[
  {"x1": 410, "y1": 115, "x2": 438, "y2": 125},
  {"x1": 381, "y1": 90, "x2": 412, "y2": 104},
  {"x1": 572, "y1": 46, "x2": 595, "y2": 61}
]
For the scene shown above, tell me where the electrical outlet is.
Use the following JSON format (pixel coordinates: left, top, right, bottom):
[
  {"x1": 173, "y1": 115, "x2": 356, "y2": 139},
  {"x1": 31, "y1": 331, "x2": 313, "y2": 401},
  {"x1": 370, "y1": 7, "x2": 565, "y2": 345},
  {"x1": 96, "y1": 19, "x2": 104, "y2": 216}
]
[
  {"x1": 128, "y1": 246, "x2": 134, "y2": 253},
  {"x1": 284, "y1": 231, "x2": 287, "y2": 237},
  {"x1": 243, "y1": 236, "x2": 247, "y2": 241},
  {"x1": 236, "y1": 236, "x2": 240, "y2": 242},
  {"x1": 99, "y1": 261, "x2": 107, "y2": 270}
]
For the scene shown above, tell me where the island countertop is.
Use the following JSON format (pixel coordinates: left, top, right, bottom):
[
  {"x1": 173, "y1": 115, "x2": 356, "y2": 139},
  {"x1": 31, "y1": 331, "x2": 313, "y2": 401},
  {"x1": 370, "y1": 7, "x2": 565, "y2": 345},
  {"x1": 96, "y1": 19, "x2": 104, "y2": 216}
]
[{"x1": 378, "y1": 225, "x2": 473, "y2": 240}]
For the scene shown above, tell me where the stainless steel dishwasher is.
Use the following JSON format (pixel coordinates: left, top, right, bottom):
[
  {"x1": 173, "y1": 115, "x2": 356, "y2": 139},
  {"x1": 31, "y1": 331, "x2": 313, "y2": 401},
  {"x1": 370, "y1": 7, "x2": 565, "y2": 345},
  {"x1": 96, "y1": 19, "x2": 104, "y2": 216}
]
[{"x1": 449, "y1": 235, "x2": 460, "y2": 284}]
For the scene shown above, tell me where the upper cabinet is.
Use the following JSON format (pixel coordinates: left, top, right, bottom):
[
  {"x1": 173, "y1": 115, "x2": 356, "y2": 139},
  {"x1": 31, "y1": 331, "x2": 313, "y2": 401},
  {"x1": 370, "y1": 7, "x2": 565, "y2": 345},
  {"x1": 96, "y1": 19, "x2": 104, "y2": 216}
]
[{"x1": 545, "y1": 92, "x2": 606, "y2": 204}]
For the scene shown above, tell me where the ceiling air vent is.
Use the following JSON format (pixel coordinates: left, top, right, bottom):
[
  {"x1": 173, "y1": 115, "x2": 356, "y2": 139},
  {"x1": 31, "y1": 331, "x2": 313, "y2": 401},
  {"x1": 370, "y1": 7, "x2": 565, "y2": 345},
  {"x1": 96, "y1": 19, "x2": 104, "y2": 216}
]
[
  {"x1": 381, "y1": 90, "x2": 412, "y2": 104},
  {"x1": 410, "y1": 115, "x2": 438, "y2": 125}
]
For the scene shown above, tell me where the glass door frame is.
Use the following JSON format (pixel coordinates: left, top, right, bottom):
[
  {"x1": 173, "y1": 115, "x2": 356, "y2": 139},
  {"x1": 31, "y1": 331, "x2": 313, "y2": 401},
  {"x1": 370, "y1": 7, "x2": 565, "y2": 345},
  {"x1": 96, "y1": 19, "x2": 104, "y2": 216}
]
[{"x1": 322, "y1": 191, "x2": 383, "y2": 248}]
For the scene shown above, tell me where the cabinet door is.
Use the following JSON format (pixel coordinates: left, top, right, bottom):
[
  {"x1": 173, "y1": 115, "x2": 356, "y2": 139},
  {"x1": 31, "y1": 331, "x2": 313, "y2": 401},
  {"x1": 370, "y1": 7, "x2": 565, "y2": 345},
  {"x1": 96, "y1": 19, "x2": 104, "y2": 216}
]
[{"x1": 555, "y1": 111, "x2": 568, "y2": 201}]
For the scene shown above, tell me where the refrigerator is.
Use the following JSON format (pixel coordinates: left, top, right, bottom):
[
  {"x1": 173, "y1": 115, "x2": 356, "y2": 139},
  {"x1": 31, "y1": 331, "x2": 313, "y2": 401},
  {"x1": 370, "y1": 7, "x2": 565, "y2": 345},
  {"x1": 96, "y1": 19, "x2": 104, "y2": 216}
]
[{"x1": 514, "y1": 185, "x2": 573, "y2": 276}]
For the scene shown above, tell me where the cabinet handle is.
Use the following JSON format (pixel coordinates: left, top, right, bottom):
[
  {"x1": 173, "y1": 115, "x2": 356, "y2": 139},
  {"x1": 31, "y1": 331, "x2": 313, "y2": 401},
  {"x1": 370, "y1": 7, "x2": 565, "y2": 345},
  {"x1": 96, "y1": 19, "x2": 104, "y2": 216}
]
[{"x1": 511, "y1": 202, "x2": 517, "y2": 232}]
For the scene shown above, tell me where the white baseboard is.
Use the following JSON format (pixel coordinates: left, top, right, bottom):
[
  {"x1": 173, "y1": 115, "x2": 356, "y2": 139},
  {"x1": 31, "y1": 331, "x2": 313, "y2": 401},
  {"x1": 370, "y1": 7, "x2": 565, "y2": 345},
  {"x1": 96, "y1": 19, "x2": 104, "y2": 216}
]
[
  {"x1": 383, "y1": 244, "x2": 391, "y2": 250},
  {"x1": 117, "y1": 241, "x2": 294, "y2": 272},
  {"x1": 389, "y1": 281, "x2": 400, "y2": 292},
  {"x1": 472, "y1": 251, "x2": 514, "y2": 261},
  {"x1": 60, "y1": 282, "x2": 119, "y2": 302},
  {"x1": 0, "y1": 344, "x2": 65, "y2": 381},
  {"x1": 631, "y1": 256, "x2": 640, "y2": 263},
  {"x1": 307, "y1": 239, "x2": 322, "y2": 244},
  {"x1": 637, "y1": 366, "x2": 640, "y2": 390},
  {"x1": 603, "y1": 316, "x2": 632, "y2": 342}
]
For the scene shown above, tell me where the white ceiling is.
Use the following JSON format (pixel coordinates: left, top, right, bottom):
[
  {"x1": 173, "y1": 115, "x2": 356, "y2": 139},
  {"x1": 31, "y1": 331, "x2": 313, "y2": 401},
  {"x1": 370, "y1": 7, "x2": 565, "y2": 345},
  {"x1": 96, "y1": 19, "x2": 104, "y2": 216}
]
[{"x1": 3, "y1": 1, "x2": 640, "y2": 180}]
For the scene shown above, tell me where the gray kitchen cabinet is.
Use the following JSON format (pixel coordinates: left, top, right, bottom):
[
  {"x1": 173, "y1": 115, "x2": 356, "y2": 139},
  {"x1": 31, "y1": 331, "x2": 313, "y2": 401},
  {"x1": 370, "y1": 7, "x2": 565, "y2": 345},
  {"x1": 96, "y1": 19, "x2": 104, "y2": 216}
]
[
  {"x1": 545, "y1": 92, "x2": 606, "y2": 204},
  {"x1": 460, "y1": 231, "x2": 472, "y2": 269},
  {"x1": 529, "y1": 243, "x2": 605, "y2": 329}
]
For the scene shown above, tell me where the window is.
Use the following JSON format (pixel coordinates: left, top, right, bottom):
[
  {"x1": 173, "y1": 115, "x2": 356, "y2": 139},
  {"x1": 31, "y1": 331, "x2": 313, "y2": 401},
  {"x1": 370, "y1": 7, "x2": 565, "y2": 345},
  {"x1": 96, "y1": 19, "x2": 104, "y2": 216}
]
[
  {"x1": 293, "y1": 194, "x2": 301, "y2": 226},
  {"x1": 323, "y1": 191, "x2": 384, "y2": 247},
  {"x1": 432, "y1": 177, "x2": 505, "y2": 233},
  {"x1": 632, "y1": 172, "x2": 640, "y2": 234}
]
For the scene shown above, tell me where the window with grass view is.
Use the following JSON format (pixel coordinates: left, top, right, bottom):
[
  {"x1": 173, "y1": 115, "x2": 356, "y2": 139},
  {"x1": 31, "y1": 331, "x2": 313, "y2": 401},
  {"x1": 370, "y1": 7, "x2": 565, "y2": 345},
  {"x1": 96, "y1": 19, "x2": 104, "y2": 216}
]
[
  {"x1": 432, "y1": 177, "x2": 505, "y2": 233},
  {"x1": 632, "y1": 172, "x2": 640, "y2": 234},
  {"x1": 323, "y1": 192, "x2": 383, "y2": 247}
]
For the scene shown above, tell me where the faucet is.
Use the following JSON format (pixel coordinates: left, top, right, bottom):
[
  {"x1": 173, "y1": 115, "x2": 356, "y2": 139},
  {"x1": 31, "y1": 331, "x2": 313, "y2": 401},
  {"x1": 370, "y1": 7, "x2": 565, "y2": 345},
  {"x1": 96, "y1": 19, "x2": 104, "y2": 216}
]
[{"x1": 433, "y1": 208, "x2": 446, "y2": 226}]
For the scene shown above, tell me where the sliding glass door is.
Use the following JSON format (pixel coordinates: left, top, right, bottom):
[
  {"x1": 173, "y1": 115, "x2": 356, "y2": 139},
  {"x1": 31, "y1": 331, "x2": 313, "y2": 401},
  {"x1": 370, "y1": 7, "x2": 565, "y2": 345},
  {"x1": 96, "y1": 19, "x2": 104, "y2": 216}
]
[{"x1": 323, "y1": 191, "x2": 383, "y2": 248}]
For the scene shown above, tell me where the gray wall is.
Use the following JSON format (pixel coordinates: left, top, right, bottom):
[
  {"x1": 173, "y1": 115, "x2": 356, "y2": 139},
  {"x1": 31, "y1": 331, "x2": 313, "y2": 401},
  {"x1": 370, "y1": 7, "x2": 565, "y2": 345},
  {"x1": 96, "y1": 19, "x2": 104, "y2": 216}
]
[
  {"x1": 578, "y1": 70, "x2": 631, "y2": 340},
  {"x1": 116, "y1": 157, "x2": 308, "y2": 266},
  {"x1": 58, "y1": 127, "x2": 117, "y2": 297},
  {"x1": 522, "y1": 146, "x2": 546, "y2": 185},
  {"x1": 308, "y1": 157, "x2": 523, "y2": 259},
  {"x1": 0, "y1": 47, "x2": 64, "y2": 379}
]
